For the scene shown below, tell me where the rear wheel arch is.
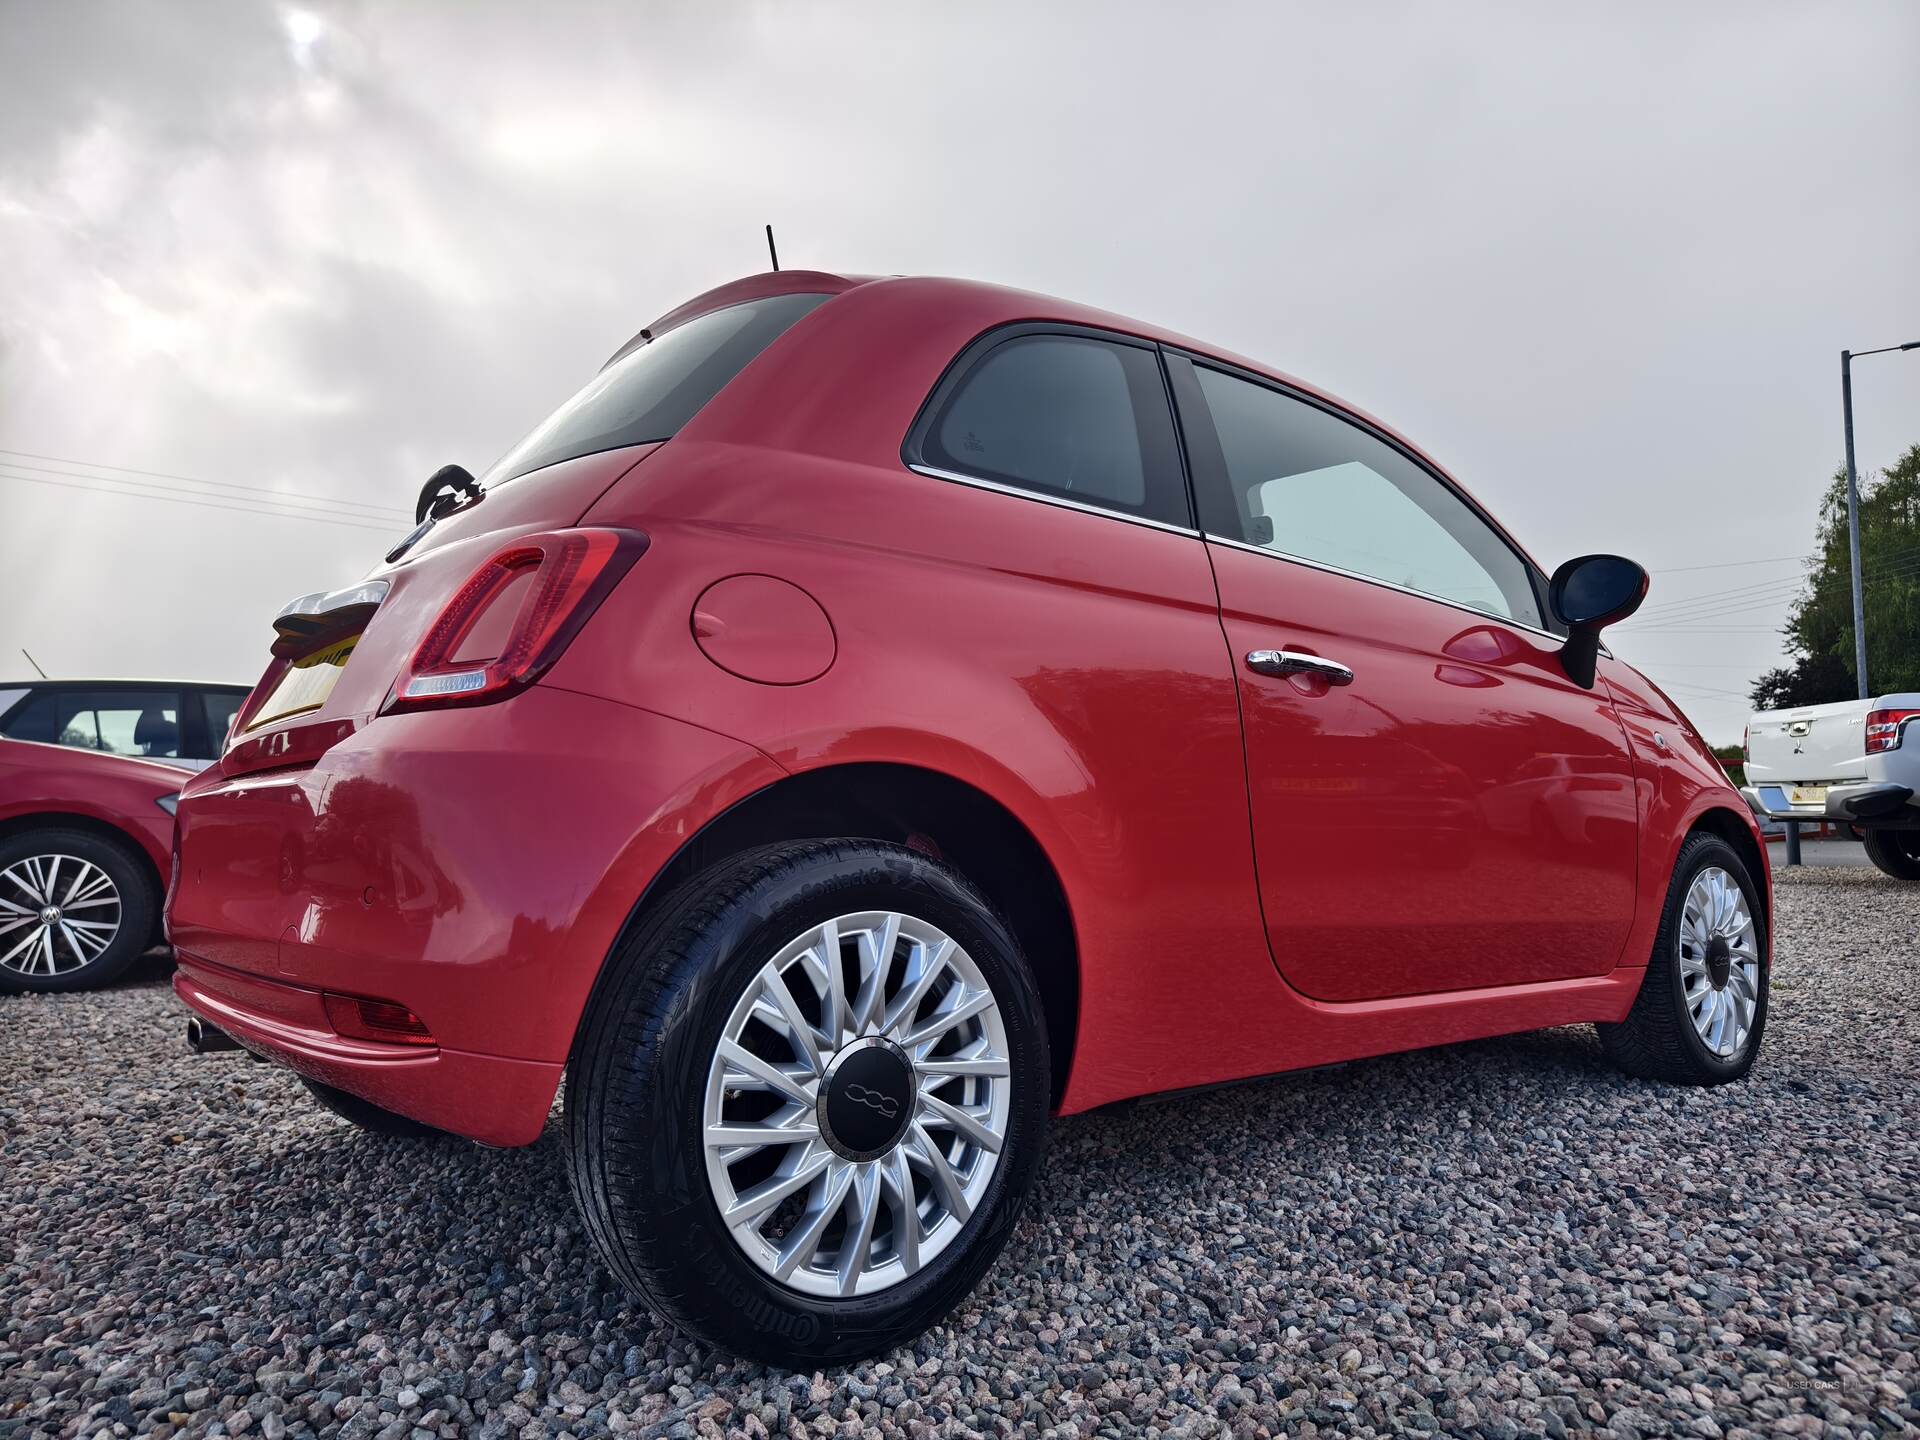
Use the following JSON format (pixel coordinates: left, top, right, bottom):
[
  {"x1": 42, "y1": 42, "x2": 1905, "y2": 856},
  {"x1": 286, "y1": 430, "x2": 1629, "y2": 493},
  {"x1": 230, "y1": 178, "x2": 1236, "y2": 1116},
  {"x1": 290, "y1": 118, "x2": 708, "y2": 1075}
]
[
  {"x1": 575, "y1": 762, "x2": 1080, "y2": 1107},
  {"x1": 0, "y1": 811, "x2": 165, "y2": 942}
]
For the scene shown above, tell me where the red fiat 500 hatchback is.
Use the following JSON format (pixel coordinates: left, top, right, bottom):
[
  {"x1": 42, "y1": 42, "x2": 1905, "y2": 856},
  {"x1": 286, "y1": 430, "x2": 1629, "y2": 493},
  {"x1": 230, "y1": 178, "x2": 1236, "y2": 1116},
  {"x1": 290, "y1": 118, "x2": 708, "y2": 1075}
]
[{"x1": 170, "y1": 271, "x2": 1770, "y2": 1364}]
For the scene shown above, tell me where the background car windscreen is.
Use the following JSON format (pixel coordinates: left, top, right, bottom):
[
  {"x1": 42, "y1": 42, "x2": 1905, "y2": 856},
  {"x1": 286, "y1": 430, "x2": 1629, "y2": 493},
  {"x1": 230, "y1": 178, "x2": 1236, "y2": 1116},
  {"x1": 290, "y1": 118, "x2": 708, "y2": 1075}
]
[{"x1": 483, "y1": 292, "x2": 830, "y2": 486}]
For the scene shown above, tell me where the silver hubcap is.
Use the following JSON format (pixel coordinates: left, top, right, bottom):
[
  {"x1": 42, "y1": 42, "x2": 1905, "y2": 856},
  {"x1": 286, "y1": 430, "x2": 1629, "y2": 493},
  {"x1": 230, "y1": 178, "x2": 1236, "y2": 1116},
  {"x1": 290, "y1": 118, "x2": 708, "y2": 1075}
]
[
  {"x1": 0, "y1": 854, "x2": 122, "y2": 977},
  {"x1": 1678, "y1": 865, "x2": 1760, "y2": 1059},
  {"x1": 702, "y1": 910, "x2": 1011, "y2": 1298}
]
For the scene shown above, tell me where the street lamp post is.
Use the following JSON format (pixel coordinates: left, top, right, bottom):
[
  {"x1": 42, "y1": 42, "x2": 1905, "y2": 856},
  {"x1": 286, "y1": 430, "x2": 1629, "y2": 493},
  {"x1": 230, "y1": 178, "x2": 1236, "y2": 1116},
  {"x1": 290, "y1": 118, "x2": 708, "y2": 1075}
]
[{"x1": 1840, "y1": 341, "x2": 1920, "y2": 699}]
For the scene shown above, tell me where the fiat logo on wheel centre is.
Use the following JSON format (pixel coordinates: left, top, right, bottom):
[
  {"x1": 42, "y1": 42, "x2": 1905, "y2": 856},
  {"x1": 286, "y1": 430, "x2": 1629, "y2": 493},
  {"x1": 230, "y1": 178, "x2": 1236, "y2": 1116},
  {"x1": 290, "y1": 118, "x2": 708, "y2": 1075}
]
[{"x1": 844, "y1": 1083, "x2": 900, "y2": 1119}]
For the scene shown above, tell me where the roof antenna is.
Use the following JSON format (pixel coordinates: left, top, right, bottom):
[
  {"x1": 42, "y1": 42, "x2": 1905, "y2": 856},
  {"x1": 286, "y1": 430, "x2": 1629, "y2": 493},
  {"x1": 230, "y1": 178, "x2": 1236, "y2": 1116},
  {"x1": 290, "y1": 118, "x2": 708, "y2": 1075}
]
[
  {"x1": 21, "y1": 648, "x2": 48, "y2": 678},
  {"x1": 765, "y1": 223, "x2": 780, "y2": 272}
]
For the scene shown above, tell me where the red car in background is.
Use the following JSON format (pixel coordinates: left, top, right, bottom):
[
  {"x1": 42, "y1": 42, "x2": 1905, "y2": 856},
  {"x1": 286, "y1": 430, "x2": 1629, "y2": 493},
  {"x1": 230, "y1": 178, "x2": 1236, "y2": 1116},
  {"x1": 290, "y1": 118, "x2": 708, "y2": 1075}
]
[
  {"x1": 0, "y1": 737, "x2": 181, "y2": 991},
  {"x1": 169, "y1": 270, "x2": 1770, "y2": 1364}
]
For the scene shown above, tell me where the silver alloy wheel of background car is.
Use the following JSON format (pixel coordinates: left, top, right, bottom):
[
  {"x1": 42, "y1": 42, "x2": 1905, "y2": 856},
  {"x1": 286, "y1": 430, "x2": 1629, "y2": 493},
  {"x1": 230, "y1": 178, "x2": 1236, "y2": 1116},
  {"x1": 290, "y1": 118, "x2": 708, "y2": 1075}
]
[
  {"x1": 0, "y1": 853, "x2": 123, "y2": 978},
  {"x1": 702, "y1": 909, "x2": 1011, "y2": 1299},
  {"x1": 1678, "y1": 864, "x2": 1760, "y2": 1059}
]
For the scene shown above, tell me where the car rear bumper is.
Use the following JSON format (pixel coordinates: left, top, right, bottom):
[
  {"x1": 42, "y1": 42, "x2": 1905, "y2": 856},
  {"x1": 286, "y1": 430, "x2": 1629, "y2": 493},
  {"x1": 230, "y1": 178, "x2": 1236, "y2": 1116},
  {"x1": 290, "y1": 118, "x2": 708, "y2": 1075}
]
[
  {"x1": 173, "y1": 956, "x2": 563, "y2": 1145},
  {"x1": 166, "y1": 683, "x2": 785, "y2": 1145},
  {"x1": 1740, "y1": 781, "x2": 1918, "y2": 826}
]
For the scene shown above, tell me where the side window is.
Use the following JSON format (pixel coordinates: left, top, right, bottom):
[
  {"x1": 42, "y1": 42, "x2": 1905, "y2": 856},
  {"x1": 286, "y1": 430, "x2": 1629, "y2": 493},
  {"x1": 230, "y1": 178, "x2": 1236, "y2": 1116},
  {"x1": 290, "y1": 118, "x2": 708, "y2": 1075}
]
[
  {"x1": 201, "y1": 690, "x2": 247, "y2": 755},
  {"x1": 4, "y1": 690, "x2": 187, "y2": 758},
  {"x1": 915, "y1": 333, "x2": 1189, "y2": 527},
  {"x1": 1183, "y1": 362, "x2": 1542, "y2": 627},
  {"x1": 0, "y1": 692, "x2": 55, "y2": 744}
]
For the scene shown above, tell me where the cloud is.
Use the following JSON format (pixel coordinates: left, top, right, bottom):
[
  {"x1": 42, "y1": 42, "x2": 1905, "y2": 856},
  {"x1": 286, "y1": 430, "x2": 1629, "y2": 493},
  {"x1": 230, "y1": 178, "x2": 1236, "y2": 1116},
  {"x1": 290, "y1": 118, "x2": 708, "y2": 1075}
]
[{"x1": 1, "y1": 1, "x2": 1916, "y2": 737}]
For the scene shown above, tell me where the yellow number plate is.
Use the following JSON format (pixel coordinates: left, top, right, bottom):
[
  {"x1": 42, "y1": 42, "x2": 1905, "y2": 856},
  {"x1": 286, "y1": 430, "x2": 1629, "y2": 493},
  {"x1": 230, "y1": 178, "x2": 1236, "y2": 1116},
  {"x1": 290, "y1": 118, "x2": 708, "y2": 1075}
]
[
  {"x1": 1786, "y1": 784, "x2": 1828, "y2": 807},
  {"x1": 242, "y1": 635, "x2": 360, "y2": 734}
]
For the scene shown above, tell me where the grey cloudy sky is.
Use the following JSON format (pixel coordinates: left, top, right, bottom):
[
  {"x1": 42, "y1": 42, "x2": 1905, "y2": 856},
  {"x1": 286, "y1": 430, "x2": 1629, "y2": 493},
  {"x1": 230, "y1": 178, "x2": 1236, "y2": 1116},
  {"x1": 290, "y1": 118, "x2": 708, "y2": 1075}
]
[{"x1": 2, "y1": 1, "x2": 1916, "y2": 742}]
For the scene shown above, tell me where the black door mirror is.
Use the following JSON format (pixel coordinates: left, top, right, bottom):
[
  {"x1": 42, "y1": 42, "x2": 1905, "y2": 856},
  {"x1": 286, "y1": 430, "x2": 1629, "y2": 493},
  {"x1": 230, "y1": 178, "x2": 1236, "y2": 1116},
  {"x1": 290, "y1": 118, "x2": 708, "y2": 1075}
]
[{"x1": 1548, "y1": 553, "x2": 1648, "y2": 688}]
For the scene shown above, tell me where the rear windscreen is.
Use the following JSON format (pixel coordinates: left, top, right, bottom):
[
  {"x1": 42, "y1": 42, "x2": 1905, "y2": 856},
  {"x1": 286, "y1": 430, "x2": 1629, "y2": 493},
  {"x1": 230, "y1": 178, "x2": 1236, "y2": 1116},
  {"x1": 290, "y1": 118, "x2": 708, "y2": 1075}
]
[{"x1": 485, "y1": 292, "x2": 830, "y2": 486}]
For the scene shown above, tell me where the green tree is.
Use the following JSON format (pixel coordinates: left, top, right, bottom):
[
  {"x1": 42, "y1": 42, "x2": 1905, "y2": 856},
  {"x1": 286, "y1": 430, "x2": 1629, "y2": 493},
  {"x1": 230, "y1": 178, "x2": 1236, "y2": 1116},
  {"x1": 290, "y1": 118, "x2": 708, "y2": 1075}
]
[{"x1": 1750, "y1": 443, "x2": 1920, "y2": 708}]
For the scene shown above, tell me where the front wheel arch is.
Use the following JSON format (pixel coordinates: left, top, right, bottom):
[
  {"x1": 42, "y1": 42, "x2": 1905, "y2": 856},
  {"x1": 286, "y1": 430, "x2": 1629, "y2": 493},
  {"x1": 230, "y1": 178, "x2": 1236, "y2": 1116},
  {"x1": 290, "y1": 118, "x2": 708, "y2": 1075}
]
[{"x1": 1679, "y1": 805, "x2": 1771, "y2": 943}]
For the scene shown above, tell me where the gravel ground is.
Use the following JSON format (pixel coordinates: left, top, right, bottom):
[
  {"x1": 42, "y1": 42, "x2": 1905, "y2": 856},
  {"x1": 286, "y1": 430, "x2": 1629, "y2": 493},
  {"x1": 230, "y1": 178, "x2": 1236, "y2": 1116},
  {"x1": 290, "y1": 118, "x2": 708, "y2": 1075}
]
[{"x1": 3, "y1": 865, "x2": 1916, "y2": 1440}]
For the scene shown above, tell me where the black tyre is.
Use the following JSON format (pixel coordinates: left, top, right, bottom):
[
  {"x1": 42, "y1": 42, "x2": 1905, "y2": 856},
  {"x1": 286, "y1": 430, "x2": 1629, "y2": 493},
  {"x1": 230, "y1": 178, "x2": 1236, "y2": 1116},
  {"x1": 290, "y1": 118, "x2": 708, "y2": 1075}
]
[
  {"x1": 566, "y1": 840, "x2": 1050, "y2": 1367},
  {"x1": 0, "y1": 827, "x2": 156, "y2": 994},
  {"x1": 1862, "y1": 828, "x2": 1920, "y2": 880},
  {"x1": 1599, "y1": 833, "x2": 1769, "y2": 1084},
  {"x1": 301, "y1": 1077, "x2": 446, "y2": 1136}
]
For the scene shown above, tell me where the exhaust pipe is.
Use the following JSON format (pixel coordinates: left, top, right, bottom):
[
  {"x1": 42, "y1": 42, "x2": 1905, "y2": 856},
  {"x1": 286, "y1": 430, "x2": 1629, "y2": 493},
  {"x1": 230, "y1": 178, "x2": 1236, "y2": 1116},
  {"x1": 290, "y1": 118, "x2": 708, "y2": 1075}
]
[{"x1": 186, "y1": 1017, "x2": 243, "y2": 1054}]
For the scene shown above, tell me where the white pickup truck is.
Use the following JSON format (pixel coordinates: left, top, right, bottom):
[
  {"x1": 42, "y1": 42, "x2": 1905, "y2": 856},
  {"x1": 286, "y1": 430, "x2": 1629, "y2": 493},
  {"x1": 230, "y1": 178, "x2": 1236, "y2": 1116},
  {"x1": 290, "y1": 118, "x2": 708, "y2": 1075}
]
[{"x1": 1743, "y1": 693, "x2": 1920, "y2": 879}]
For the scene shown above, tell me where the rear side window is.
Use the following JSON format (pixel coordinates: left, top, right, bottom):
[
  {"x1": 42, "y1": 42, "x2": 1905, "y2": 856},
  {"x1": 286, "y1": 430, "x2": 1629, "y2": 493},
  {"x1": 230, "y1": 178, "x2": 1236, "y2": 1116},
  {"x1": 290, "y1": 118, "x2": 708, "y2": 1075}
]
[
  {"x1": 2, "y1": 688, "x2": 187, "y2": 759},
  {"x1": 485, "y1": 292, "x2": 830, "y2": 485},
  {"x1": 913, "y1": 333, "x2": 1189, "y2": 527}
]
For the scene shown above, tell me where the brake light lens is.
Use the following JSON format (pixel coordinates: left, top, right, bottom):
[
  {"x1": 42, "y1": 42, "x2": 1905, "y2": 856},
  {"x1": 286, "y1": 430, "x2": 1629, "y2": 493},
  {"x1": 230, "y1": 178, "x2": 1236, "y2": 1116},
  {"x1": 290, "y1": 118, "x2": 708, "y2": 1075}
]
[
  {"x1": 1741, "y1": 724, "x2": 1749, "y2": 766},
  {"x1": 1866, "y1": 708, "x2": 1920, "y2": 754},
  {"x1": 322, "y1": 992, "x2": 436, "y2": 1047},
  {"x1": 386, "y1": 527, "x2": 646, "y2": 711}
]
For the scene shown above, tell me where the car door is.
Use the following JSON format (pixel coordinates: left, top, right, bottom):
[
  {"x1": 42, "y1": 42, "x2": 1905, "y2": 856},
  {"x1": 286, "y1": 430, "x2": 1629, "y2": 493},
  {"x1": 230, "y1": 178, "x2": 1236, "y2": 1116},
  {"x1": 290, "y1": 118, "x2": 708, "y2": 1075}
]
[{"x1": 1166, "y1": 352, "x2": 1639, "y2": 1002}]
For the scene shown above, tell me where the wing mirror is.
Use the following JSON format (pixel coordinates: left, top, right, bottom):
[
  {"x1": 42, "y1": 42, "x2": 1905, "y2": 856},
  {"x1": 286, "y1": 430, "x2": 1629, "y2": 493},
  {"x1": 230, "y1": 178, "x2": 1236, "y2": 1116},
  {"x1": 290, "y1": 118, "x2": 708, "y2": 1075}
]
[{"x1": 1548, "y1": 553, "x2": 1648, "y2": 689}]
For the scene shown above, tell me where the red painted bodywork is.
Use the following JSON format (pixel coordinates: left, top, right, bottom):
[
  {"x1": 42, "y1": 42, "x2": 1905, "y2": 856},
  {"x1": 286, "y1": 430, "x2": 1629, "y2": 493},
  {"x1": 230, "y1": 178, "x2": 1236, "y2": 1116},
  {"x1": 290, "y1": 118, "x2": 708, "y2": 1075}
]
[
  {"x1": 168, "y1": 272, "x2": 1768, "y2": 1144},
  {"x1": 0, "y1": 738, "x2": 181, "y2": 883}
]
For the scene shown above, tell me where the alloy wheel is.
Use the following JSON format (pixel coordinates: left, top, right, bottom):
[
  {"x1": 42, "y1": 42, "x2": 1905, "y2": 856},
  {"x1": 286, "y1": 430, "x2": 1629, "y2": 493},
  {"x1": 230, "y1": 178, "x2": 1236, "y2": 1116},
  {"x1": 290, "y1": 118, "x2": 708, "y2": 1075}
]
[
  {"x1": 701, "y1": 910, "x2": 1011, "y2": 1299},
  {"x1": 1677, "y1": 865, "x2": 1760, "y2": 1059},
  {"x1": 0, "y1": 854, "x2": 124, "y2": 978}
]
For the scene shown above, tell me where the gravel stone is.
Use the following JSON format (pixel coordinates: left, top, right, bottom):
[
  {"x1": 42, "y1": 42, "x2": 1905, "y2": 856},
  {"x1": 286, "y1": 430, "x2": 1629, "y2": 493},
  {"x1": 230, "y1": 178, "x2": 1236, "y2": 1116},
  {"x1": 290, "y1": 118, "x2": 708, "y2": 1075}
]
[{"x1": 2, "y1": 866, "x2": 1915, "y2": 1437}]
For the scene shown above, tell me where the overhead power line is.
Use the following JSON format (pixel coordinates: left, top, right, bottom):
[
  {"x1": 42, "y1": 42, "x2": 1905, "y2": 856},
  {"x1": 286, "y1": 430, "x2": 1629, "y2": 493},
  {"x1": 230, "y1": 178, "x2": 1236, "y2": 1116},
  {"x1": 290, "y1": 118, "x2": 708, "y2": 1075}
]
[
  {"x1": 1628, "y1": 558, "x2": 1920, "y2": 631},
  {"x1": 1636, "y1": 544, "x2": 1920, "y2": 616},
  {"x1": 0, "y1": 447, "x2": 411, "y2": 522},
  {"x1": 1635, "y1": 569, "x2": 1820, "y2": 615},
  {"x1": 0, "y1": 466, "x2": 400, "y2": 535},
  {"x1": 1646, "y1": 554, "x2": 1808, "y2": 575},
  {"x1": 1621, "y1": 550, "x2": 1920, "y2": 631},
  {"x1": 1632, "y1": 577, "x2": 1813, "y2": 621},
  {"x1": 0, "y1": 459, "x2": 410, "y2": 527}
]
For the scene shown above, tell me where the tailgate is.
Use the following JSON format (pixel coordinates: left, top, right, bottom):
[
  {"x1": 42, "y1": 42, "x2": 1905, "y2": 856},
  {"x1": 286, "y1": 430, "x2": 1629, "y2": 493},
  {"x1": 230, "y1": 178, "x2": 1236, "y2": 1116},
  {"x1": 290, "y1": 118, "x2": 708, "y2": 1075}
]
[
  {"x1": 1746, "y1": 704, "x2": 1868, "y2": 785},
  {"x1": 217, "y1": 447, "x2": 658, "y2": 776}
]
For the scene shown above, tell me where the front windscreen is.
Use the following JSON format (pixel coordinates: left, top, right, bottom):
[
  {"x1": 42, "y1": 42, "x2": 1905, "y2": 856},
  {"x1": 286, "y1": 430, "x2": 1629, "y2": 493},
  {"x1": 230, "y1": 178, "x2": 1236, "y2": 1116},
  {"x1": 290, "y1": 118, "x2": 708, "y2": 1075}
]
[{"x1": 484, "y1": 292, "x2": 830, "y2": 486}]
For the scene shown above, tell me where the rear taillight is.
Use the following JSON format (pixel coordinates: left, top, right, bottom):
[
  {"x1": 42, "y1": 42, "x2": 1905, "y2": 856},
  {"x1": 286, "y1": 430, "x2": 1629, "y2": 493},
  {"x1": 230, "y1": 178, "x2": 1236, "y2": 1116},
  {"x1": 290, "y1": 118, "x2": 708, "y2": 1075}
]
[
  {"x1": 1741, "y1": 724, "x2": 1750, "y2": 766},
  {"x1": 1866, "y1": 708, "x2": 1920, "y2": 754},
  {"x1": 385, "y1": 527, "x2": 646, "y2": 712}
]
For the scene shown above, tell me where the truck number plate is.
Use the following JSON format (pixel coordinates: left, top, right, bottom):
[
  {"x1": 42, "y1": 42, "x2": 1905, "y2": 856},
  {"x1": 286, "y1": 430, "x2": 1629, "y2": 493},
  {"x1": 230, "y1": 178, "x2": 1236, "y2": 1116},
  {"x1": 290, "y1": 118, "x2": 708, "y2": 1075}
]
[{"x1": 1787, "y1": 785, "x2": 1828, "y2": 807}]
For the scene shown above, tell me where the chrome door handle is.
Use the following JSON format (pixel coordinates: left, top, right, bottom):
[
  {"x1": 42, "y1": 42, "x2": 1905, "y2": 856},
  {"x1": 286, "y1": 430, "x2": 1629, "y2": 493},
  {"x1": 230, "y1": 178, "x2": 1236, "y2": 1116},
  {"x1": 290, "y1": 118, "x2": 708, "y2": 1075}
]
[{"x1": 1246, "y1": 649, "x2": 1354, "y2": 685}]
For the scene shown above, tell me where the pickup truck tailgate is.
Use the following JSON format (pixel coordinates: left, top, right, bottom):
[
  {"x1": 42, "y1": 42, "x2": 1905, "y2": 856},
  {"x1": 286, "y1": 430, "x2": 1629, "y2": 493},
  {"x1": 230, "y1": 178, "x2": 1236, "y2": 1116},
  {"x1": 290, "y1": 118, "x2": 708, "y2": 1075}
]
[{"x1": 1746, "y1": 703, "x2": 1869, "y2": 785}]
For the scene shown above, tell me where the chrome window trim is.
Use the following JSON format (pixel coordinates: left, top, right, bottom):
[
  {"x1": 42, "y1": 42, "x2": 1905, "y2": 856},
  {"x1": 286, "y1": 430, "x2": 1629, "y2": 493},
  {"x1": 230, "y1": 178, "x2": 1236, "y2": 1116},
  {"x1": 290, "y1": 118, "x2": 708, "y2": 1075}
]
[
  {"x1": 907, "y1": 463, "x2": 1202, "y2": 539},
  {"x1": 908, "y1": 466, "x2": 1586, "y2": 654},
  {"x1": 1203, "y1": 533, "x2": 1571, "y2": 646}
]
